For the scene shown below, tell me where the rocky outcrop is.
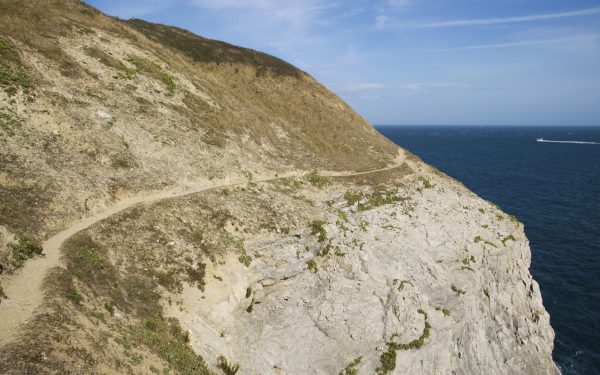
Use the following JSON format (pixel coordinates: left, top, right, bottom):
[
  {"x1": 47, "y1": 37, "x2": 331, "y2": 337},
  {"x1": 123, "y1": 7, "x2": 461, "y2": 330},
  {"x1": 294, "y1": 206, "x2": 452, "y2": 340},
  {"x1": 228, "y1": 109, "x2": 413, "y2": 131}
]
[{"x1": 162, "y1": 165, "x2": 558, "y2": 374}]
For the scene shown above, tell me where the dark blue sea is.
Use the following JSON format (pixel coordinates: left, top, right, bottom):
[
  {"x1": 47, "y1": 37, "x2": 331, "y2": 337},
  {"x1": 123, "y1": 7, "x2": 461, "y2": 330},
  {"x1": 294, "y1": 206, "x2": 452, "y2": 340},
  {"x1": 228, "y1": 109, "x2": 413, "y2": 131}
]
[{"x1": 376, "y1": 126, "x2": 600, "y2": 375}]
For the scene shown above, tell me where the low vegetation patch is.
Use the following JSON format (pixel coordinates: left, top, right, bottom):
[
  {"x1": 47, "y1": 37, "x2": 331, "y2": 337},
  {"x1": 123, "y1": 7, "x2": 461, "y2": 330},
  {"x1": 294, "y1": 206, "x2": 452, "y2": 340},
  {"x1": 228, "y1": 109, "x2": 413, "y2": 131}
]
[
  {"x1": 9, "y1": 232, "x2": 43, "y2": 269},
  {"x1": 307, "y1": 259, "x2": 318, "y2": 273},
  {"x1": 131, "y1": 317, "x2": 212, "y2": 375},
  {"x1": 461, "y1": 255, "x2": 475, "y2": 271},
  {"x1": 396, "y1": 279, "x2": 413, "y2": 291},
  {"x1": 377, "y1": 309, "x2": 431, "y2": 374},
  {"x1": 306, "y1": 172, "x2": 330, "y2": 188},
  {"x1": 501, "y1": 234, "x2": 516, "y2": 246},
  {"x1": 451, "y1": 284, "x2": 466, "y2": 295},
  {"x1": 162, "y1": 73, "x2": 176, "y2": 95},
  {"x1": 67, "y1": 289, "x2": 83, "y2": 305},
  {"x1": 417, "y1": 176, "x2": 435, "y2": 191},
  {"x1": 339, "y1": 356, "x2": 362, "y2": 375},
  {"x1": 0, "y1": 106, "x2": 21, "y2": 136},
  {"x1": 224, "y1": 233, "x2": 252, "y2": 267},
  {"x1": 84, "y1": 46, "x2": 127, "y2": 70},
  {"x1": 343, "y1": 188, "x2": 404, "y2": 211},
  {"x1": 310, "y1": 220, "x2": 327, "y2": 242},
  {"x1": 217, "y1": 355, "x2": 240, "y2": 375},
  {"x1": 509, "y1": 214, "x2": 521, "y2": 226}
]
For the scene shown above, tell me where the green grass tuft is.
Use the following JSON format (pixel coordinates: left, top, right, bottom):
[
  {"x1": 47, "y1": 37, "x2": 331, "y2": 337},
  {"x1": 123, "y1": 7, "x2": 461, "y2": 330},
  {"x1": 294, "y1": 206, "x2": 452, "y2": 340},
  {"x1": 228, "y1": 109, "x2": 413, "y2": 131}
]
[
  {"x1": 162, "y1": 73, "x2": 176, "y2": 95},
  {"x1": 217, "y1": 356, "x2": 240, "y2": 375},
  {"x1": 339, "y1": 356, "x2": 362, "y2": 375},
  {"x1": 307, "y1": 259, "x2": 318, "y2": 273},
  {"x1": 451, "y1": 284, "x2": 466, "y2": 295},
  {"x1": 310, "y1": 220, "x2": 327, "y2": 242},
  {"x1": 307, "y1": 172, "x2": 330, "y2": 188},
  {"x1": 9, "y1": 232, "x2": 43, "y2": 269}
]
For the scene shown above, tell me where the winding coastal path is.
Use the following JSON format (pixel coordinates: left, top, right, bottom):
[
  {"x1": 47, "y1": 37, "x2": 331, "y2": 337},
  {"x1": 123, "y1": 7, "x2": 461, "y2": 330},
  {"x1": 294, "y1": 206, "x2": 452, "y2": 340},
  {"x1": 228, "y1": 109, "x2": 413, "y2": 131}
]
[{"x1": 0, "y1": 162, "x2": 404, "y2": 346}]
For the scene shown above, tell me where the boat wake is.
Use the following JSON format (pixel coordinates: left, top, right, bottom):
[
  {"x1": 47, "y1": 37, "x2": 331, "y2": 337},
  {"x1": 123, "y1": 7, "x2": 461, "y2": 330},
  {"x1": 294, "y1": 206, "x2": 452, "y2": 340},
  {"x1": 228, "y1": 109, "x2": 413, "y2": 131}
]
[{"x1": 536, "y1": 138, "x2": 599, "y2": 145}]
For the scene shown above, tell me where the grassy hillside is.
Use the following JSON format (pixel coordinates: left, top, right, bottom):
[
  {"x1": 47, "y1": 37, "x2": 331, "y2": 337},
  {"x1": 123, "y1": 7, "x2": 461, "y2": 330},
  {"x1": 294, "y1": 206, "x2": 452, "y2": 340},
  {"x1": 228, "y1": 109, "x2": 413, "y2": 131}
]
[{"x1": 0, "y1": 1, "x2": 404, "y2": 373}]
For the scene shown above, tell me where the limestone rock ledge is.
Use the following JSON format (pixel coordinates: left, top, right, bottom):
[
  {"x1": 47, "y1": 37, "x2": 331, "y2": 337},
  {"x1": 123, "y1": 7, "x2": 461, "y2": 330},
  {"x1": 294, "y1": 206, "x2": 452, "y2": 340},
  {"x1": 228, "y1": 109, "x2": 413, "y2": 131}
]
[{"x1": 166, "y1": 167, "x2": 559, "y2": 375}]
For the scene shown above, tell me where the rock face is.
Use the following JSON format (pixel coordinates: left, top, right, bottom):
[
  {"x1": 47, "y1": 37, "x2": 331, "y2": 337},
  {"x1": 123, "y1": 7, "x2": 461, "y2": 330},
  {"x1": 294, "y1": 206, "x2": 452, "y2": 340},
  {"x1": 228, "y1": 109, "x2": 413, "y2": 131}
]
[
  {"x1": 165, "y1": 166, "x2": 558, "y2": 375},
  {"x1": 0, "y1": 1, "x2": 557, "y2": 374}
]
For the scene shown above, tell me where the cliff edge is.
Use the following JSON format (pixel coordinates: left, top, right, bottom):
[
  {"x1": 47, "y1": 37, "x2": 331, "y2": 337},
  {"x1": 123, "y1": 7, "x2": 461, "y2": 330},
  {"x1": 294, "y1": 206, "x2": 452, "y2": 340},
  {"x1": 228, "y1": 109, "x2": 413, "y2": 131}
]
[{"x1": 0, "y1": 1, "x2": 558, "y2": 374}]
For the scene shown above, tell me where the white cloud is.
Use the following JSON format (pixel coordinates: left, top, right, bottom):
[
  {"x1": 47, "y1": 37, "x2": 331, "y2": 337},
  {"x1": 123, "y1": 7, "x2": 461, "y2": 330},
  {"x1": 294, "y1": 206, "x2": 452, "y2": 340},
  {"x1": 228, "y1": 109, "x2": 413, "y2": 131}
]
[
  {"x1": 188, "y1": 0, "x2": 331, "y2": 28},
  {"x1": 341, "y1": 82, "x2": 470, "y2": 92},
  {"x1": 421, "y1": 7, "x2": 600, "y2": 28},
  {"x1": 430, "y1": 34, "x2": 600, "y2": 51}
]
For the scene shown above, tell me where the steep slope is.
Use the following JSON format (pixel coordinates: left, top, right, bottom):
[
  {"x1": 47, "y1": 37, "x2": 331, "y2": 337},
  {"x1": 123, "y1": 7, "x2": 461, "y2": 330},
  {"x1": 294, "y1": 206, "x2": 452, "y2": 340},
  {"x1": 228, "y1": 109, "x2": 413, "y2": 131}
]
[{"x1": 0, "y1": 1, "x2": 557, "y2": 374}]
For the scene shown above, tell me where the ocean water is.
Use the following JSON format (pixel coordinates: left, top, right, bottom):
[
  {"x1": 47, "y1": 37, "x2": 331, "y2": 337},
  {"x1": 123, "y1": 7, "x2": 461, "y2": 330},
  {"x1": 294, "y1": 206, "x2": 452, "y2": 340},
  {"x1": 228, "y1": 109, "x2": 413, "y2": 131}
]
[{"x1": 376, "y1": 126, "x2": 600, "y2": 375}]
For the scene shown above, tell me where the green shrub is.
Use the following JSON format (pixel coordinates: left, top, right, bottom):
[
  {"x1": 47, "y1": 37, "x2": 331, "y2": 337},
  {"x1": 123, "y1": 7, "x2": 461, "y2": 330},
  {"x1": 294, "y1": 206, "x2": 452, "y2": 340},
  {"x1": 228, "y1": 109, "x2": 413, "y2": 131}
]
[
  {"x1": 501, "y1": 234, "x2": 516, "y2": 246},
  {"x1": 9, "y1": 232, "x2": 43, "y2": 269},
  {"x1": 451, "y1": 284, "x2": 466, "y2": 295},
  {"x1": 377, "y1": 309, "x2": 431, "y2": 373},
  {"x1": 162, "y1": 73, "x2": 176, "y2": 95},
  {"x1": 307, "y1": 259, "x2": 318, "y2": 273},
  {"x1": 310, "y1": 220, "x2": 327, "y2": 242},
  {"x1": 461, "y1": 255, "x2": 475, "y2": 270},
  {"x1": 68, "y1": 290, "x2": 83, "y2": 304},
  {"x1": 89, "y1": 309, "x2": 106, "y2": 323},
  {"x1": 359, "y1": 220, "x2": 369, "y2": 232},
  {"x1": 238, "y1": 253, "x2": 252, "y2": 267},
  {"x1": 344, "y1": 189, "x2": 402, "y2": 211},
  {"x1": 79, "y1": 246, "x2": 103, "y2": 269},
  {"x1": 0, "y1": 63, "x2": 29, "y2": 88},
  {"x1": 246, "y1": 299, "x2": 254, "y2": 313},
  {"x1": 105, "y1": 302, "x2": 115, "y2": 315},
  {"x1": 307, "y1": 172, "x2": 330, "y2": 188},
  {"x1": 509, "y1": 214, "x2": 521, "y2": 225},
  {"x1": 339, "y1": 356, "x2": 362, "y2": 375},
  {"x1": 397, "y1": 280, "x2": 413, "y2": 291},
  {"x1": 377, "y1": 348, "x2": 396, "y2": 374},
  {"x1": 132, "y1": 319, "x2": 211, "y2": 375},
  {"x1": 127, "y1": 55, "x2": 161, "y2": 76},
  {"x1": 223, "y1": 233, "x2": 252, "y2": 266},
  {"x1": 442, "y1": 308, "x2": 451, "y2": 317},
  {"x1": 344, "y1": 192, "x2": 362, "y2": 205},
  {"x1": 418, "y1": 176, "x2": 434, "y2": 189},
  {"x1": 145, "y1": 318, "x2": 160, "y2": 331},
  {"x1": 0, "y1": 107, "x2": 21, "y2": 136},
  {"x1": 217, "y1": 356, "x2": 240, "y2": 375},
  {"x1": 0, "y1": 37, "x2": 11, "y2": 53}
]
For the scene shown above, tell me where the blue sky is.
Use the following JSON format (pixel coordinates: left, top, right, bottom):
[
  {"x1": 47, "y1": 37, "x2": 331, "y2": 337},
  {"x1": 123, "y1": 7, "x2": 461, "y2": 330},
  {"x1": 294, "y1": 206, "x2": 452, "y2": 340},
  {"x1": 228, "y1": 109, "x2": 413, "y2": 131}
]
[{"x1": 85, "y1": 0, "x2": 600, "y2": 125}]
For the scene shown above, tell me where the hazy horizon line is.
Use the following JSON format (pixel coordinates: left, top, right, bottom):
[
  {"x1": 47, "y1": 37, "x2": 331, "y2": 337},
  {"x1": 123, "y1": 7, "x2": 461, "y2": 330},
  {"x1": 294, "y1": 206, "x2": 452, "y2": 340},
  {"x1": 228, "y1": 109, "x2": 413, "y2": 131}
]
[{"x1": 374, "y1": 124, "x2": 600, "y2": 127}]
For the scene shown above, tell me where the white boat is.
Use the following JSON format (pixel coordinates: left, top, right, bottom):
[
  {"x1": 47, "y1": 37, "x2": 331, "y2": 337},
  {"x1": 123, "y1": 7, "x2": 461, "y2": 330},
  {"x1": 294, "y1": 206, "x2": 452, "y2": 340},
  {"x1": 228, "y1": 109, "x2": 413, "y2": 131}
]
[{"x1": 536, "y1": 138, "x2": 544, "y2": 142}]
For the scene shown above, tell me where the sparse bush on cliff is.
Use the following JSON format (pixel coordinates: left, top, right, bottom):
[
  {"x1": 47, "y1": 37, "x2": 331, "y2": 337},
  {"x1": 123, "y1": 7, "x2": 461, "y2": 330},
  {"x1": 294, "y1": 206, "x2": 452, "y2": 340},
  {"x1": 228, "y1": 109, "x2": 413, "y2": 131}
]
[
  {"x1": 307, "y1": 259, "x2": 318, "y2": 273},
  {"x1": 0, "y1": 106, "x2": 21, "y2": 136},
  {"x1": 310, "y1": 220, "x2": 327, "y2": 242},
  {"x1": 9, "y1": 232, "x2": 43, "y2": 269},
  {"x1": 501, "y1": 234, "x2": 516, "y2": 246},
  {"x1": 451, "y1": 284, "x2": 466, "y2": 295},
  {"x1": 307, "y1": 172, "x2": 330, "y2": 188},
  {"x1": 162, "y1": 73, "x2": 176, "y2": 95},
  {"x1": 224, "y1": 233, "x2": 252, "y2": 267},
  {"x1": 378, "y1": 309, "x2": 431, "y2": 374},
  {"x1": 339, "y1": 356, "x2": 362, "y2": 375},
  {"x1": 217, "y1": 355, "x2": 240, "y2": 375},
  {"x1": 67, "y1": 289, "x2": 83, "y2": 305}
]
